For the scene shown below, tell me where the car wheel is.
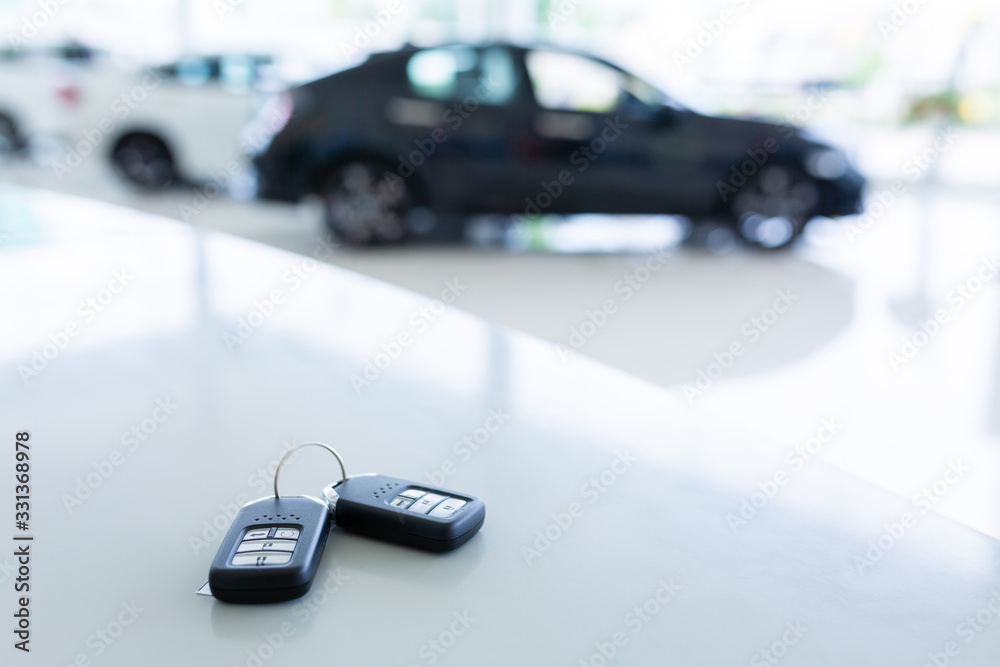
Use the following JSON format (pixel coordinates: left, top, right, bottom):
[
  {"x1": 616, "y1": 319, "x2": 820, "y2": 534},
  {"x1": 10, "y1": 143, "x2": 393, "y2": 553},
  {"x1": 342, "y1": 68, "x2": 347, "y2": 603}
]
[
  {"x1": 322, "y1": 160, "x2": 414, "y2": 246},
  {"x1": 685, "y1": 219, "x2": 738, "y2": 254},
  {"x1": 0, "y1": 114, "x2": 20, "y2": 155},
  {"x1": 729, "y1": 164, "x2": 820, "y2": 250},
  {"x1": 112, "y1": 134, "x2": 177, "y2": 190}
]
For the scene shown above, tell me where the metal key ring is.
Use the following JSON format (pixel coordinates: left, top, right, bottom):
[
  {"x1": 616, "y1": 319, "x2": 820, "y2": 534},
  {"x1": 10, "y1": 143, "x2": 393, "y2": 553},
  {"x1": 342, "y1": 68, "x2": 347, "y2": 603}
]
[{"x1": 273, "y1": 442, "x2": 347, "y2": 499}]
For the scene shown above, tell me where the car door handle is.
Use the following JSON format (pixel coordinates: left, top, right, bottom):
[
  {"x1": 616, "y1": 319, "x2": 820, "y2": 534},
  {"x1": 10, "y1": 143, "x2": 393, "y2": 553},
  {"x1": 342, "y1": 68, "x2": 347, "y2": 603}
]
[
  {"x1": 534, "y1": 112, "x2": 596, "y2": 140},
  {"x1": 385, "y1": 97, "x2": 446, "y2": 128}
]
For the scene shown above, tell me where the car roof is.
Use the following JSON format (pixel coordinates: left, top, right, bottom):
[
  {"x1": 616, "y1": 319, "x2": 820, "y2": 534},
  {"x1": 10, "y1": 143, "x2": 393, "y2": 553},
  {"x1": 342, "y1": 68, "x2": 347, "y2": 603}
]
[
  {"x1": 364, "y1": 41, "x2": 628, "y2": 74},
  {"x1": 302, "y1": 41, "x2": 640, "y2": 94}
]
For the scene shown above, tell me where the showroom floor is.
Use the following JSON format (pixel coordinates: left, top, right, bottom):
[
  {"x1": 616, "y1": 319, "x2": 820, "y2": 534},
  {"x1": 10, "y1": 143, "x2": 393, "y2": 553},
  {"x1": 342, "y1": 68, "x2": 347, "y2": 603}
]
[{"x1": 2, "y1": 144, "x2": 999, "y2": 542}]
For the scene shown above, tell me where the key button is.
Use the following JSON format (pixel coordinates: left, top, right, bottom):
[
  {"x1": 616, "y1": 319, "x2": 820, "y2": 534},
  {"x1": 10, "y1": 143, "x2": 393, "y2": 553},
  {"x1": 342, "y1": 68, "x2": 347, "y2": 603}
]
[
  {"x1": 429, "y1": 498, "x2": 467, "y2": 519},
  {"x1": 390, "y1": 496, "x2": 414, "y2": 509},
  {"x1": 398, "y1": 488, "x2": 426, "y2": 500},
  {"x1": 407, "y1": 493, "x2": 446, "y2": 514},
  {"x1": 232, "y1": 553, "x2": 291, "y2": 566},
  {"x1": 273, "y1": 528, "x2": 299, "y2": 540},
  {"x1": 236, "y1": 539, "x2": 296, "y2": 553},
  {"x1": 244, "y1": 528, "x2": 271, "y2": 541}
]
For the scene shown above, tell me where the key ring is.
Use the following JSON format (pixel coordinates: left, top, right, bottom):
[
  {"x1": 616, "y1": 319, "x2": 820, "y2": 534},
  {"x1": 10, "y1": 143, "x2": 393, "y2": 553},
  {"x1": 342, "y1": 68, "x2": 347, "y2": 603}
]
[{"x1": 273, "y1": 442, "x2": 347, "y2": 499}]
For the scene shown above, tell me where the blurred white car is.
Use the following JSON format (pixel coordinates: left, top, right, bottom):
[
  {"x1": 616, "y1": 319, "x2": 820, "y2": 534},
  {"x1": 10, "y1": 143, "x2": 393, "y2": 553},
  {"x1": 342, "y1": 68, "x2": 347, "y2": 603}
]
[
  {"x1": 0, "y1": 47, "x2": 277, "y2": 188},
  {"x1": 0, "y1": 44, "x2": 90, "y2": 153}
]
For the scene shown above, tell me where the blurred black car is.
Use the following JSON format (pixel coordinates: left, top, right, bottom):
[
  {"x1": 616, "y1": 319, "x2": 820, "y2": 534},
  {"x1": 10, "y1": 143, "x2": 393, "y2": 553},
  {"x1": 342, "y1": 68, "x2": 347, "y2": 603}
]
[{"x1": 253, "y1": 43, "x2": 864, "y2": 248}]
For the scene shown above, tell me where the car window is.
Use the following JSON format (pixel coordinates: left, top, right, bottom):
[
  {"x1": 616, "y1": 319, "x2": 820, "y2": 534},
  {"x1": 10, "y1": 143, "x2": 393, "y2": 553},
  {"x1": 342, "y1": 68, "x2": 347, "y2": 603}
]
[
  {"x1": 220, "y1": 55, "x2": 255, "y2": 91},
  {"x1": 56, "y1": 44, "x2": 94, "y2": 63},
  {"x1": 175, "y1": 59, "x2": 213, "y2": 87},
  {"x1": 624, "y1": 76, "x2": 668, "y2": 109},
  {"x1": 407, "y1": 46, "x2": 518, "y2": 105},
  {"x1": 526, "y1": 50, "x2": 624, "y2": 113}
]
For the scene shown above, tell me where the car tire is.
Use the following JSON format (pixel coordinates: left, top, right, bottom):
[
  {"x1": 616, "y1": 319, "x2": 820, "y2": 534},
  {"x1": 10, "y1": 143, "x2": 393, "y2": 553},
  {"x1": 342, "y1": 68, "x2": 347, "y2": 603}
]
[
  {"x1": 321, "y1": 160, "x2": 415, "y2": 246},
  {"x1": 111, "y1": 133, "x2": 177, "y2": 190},
  {"x1": 685, "y1": 219, "x2": 738, "y2": 254},
  {"x1": 728, "y1": 164, "x2": 820, "y2": 250}
]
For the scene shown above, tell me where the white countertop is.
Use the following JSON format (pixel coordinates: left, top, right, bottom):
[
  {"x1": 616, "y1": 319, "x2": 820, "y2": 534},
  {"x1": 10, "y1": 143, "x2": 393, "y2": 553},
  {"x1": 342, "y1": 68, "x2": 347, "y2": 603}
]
[{"x1": 1, "y1": 187, "x2": 998, "y2": 665}]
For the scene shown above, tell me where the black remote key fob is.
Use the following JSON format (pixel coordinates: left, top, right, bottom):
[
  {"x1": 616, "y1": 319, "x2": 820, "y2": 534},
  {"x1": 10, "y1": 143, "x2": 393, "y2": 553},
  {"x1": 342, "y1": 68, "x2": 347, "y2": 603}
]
[
  {"x1": 209, "y1": 496, "x2": 332, "y2": 603},
  {"x1": 323, "y1": 474, "x2": 485, "y2": 552}
]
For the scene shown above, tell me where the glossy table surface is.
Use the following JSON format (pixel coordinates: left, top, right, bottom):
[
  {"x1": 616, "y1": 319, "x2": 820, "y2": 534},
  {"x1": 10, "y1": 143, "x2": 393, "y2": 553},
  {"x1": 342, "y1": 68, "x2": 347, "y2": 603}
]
[{"x1": 1, "y1": 186, "x2": 999, "y2": 665}]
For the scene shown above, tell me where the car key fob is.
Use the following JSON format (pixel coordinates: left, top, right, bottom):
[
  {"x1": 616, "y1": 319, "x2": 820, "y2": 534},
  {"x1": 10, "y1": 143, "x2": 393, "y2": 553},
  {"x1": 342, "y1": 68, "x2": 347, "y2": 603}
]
[
  {"x1": 208, "y1": 496, "x2": 332, "y2": 603},
  {"x1": 323, "y1": 474, "x2": 485, "y2": 552}
]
